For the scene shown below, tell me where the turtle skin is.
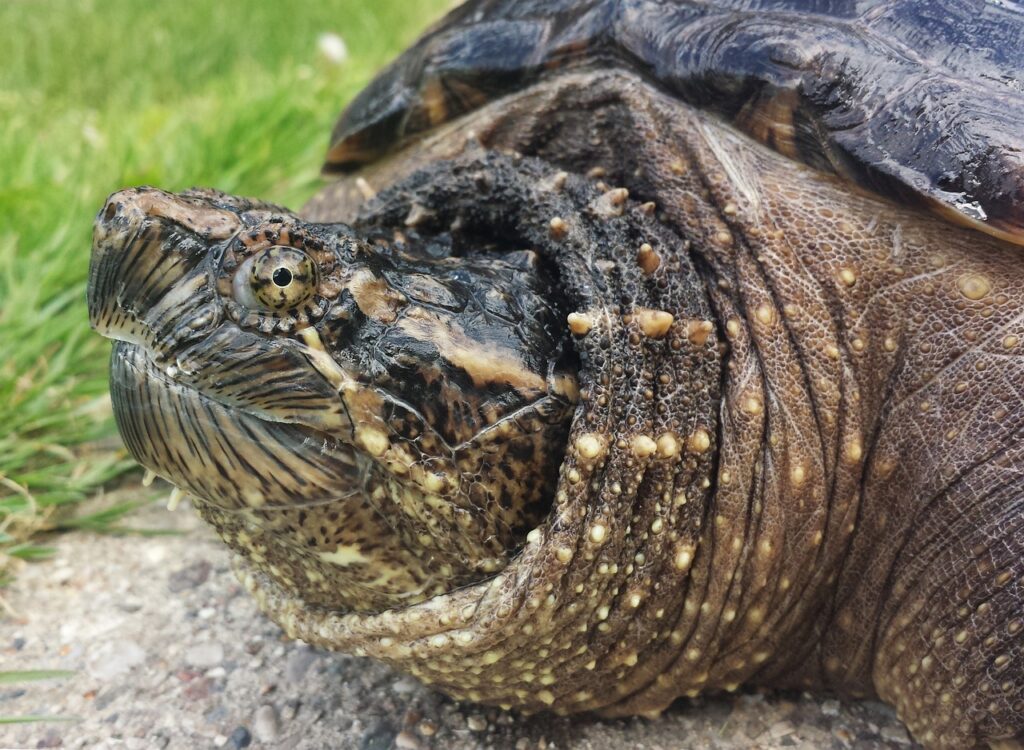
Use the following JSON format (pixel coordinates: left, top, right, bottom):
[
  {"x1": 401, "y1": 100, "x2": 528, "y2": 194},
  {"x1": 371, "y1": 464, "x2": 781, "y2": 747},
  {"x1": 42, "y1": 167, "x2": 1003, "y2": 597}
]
[{"x1": 87, "y1": 2, "x2": 1024, "y2": 749}]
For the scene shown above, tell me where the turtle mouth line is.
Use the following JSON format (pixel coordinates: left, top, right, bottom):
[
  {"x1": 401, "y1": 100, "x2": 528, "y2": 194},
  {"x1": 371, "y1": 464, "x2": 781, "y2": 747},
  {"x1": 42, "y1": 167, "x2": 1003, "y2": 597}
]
[{"x1": 108, "y1": 340, "x2": 353, "y2": 512}]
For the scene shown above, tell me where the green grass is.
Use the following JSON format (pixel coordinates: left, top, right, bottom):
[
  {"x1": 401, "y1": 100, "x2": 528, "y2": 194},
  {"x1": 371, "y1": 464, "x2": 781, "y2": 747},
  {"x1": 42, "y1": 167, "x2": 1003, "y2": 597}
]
[{"x1": 0, "y1": 0, "x2": 453, "y2": 586}]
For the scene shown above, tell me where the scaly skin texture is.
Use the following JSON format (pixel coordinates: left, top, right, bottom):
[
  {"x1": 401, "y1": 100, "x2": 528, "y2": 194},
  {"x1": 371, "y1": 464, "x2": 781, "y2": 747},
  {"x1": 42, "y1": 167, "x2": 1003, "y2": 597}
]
[
  {"x1": 309, "y1": 72, "x2": 1024, "y2": 748},
  {"x1": 89, "y1": 71, "x2": 1024, "y2": 750}
]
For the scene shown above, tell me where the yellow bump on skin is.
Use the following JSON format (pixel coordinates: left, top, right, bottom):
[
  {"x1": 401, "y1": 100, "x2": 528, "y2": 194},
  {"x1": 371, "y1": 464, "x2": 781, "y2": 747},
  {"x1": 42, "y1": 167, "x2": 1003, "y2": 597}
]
[
  {"x1": 567, "y1": 312, "x2": 593, "y2": 336},
  {"x1": 637, "y1": 243, "x2": 661, "y2": 275},
  {"x1": 957, "y1": 273, "x2": 991, "y2": 300},
  {"x1": 656, "y1": 432, "x2": 679, "y2": 459},
  {"x1": 576, "y1": 433, "x2": 606, "y2": 459},
  {"x1": 754, "y1": 303, "x2": 777, "y2": 327},
  {"x1": 838, "y1": 267, "x2": 857, "y2": 286},
  {"x1": 527, "y1": 528, "x2": 543, "y2": 545},
  {"x1": 549, "y1": 217, "x2": 568, "y2": 239},
  {"x1": 628, "y1": 593, "x2": 643, "y2": 608},
  {"x1": 356, "y1": 426, "x2": 390, "y2": 457},
  {"x1": 723, "y1": 202, "x2": 738, "y2": 215},
  {"x1": 824, "y1": 343, "x2": 840, "y2": 360},
  {"x1": 844, "y1": 437, "x2": 863, "y2": 464},
  {"x1": 606, "y1": 187, "x2": 628, "y2": 206},
  {"x1": 631, "y1": 434, "x2": 657, "y2": 458},
  {"x1": 567, "y1": 468, "x2": 582, "y2": 484},
  {"x1": 596, "y1": 605, "x2": 610, "y2": 620},
  {"x1": 674, "y1": 545, "x2": 695, "y2": 571},
  {"x1": 670, "y1": 159, "x2": 687, "y2": 175},
  {"x1": 650, "y1": 518, "x2": 664, "y2": 534},
  {"x1": 1003, "y1": 335, "x2": 1019, "y2": 350},
  {"x1": 556, "y1": 547, "x2": 574, "y2": 564},
  {"x1": 686, "y1": 319, "x2": 715, "y2": 346},
  {"x1": 791, "y1": 464, "x2": 807, "y2": 485},
  {"x1": 726, "y1": 318, "x2": 741, "y2": 338},
  {"x1": 590, "y1": 523, "x2": 608, "y2": 545},
  {"x1": 686, "y1": 648, "x2": 701, "y2": 662},
  {"x1": 742, "y1": 393, "x2": 764, "y2": 415},
  {"x1": 715, "y1": 230, "x2": 733, "y2": 246},
  {"x1": 552, "y1": 171, "x2": 568, "y2": 190},
  {"x1": 537, "y1": 690, "x2": 556, "y2": 705},
  {"x1": 636, "y1": 308, "x2": 674, "y2": 339},
  {"x1": 687, "y1": 428, "x2": 711, "y2": 454},
  {"x1": 883, "y1": 336, "x2": 898, "y2": 352}
]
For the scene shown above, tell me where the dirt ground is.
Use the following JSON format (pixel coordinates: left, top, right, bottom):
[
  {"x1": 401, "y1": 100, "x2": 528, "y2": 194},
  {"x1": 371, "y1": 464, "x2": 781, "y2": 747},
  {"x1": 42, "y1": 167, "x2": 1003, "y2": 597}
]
[{"x1": 1, "y1": 494, "x2": 919, "y2": 750}]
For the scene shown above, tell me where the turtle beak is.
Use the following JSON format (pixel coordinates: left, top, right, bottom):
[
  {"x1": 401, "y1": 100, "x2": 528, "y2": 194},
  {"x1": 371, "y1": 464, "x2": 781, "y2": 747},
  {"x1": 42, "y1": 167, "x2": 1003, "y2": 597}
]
[{"x1": 88, "y1": 187, "x2": 237, "y2": 354}]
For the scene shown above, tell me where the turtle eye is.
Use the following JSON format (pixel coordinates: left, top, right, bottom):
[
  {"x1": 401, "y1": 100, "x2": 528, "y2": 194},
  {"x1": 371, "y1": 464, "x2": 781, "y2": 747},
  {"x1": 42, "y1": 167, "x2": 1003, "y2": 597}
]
[{"x1": 233, "y1": 246, "x2": 317, "y2": 311}]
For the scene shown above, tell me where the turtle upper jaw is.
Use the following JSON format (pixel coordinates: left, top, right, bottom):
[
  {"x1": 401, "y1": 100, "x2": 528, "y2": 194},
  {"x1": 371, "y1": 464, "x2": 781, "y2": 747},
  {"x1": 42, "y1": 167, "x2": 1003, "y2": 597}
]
[{"x1": 88, "y1": 187, "x2": 233, "y2": 357}]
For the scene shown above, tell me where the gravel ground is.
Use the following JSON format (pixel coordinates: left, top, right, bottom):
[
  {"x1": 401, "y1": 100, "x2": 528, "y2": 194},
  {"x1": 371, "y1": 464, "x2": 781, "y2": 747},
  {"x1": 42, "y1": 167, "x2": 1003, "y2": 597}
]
[{"x1": 2, "y1": 494, "x2": 919, "y2": 750}]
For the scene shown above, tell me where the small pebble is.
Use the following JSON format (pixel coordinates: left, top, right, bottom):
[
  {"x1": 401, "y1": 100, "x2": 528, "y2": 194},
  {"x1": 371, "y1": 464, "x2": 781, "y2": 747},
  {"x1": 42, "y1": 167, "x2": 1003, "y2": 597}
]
[
  {"x1": 394, "y1": 730, "x2": 422, "y2": 750},
  {"x1": 820, "y1": 699, "x2": 841, "y2": 716},
  {"x1": 227, "y1": 726, "x2": 252, "y2": 749},
  {"x1": 285, "y1": 647, "x2": 318, "y2": 683},
  {"x1": 184, "y1": 642, "x2": 224, "y2": 669},
  {"x1": 391, "y1": 676, "x2": 419, "y2": 694},
  {"x1": 167, "y1": 560, "x2": 211, "y2": 592},
  {"x1": 467, "y1": 714, "x2": 488, "y2": 732},
  {"x1": 282, "y1": 698, "x2": 301, "y2": 720},
  {"x1": 417, "y1": 720, "x2": 437, "y2": 737},
  {"x1": 90, "y1": 639, "x2": 147, "y2": 680},
  {"x1": 252, "y1": 705, "x2": 280, "y2": 743},
  {"x1": 880, "y1": 724, "x2": 913, "y2": 745}
]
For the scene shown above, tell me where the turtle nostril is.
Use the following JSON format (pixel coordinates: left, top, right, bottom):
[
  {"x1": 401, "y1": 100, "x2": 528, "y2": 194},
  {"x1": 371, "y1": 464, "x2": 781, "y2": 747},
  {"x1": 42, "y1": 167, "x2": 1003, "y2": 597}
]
[{"x1": 103, "y1": 201, "x2": 119, "y2": 223}]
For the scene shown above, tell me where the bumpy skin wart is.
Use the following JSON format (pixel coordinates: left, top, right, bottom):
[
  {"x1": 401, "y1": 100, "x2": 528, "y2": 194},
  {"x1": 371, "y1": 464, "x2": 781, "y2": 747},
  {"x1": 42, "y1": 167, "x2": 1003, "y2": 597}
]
[{"x1": 87, "y1": 8, "x2": 1024, "y2": 750}]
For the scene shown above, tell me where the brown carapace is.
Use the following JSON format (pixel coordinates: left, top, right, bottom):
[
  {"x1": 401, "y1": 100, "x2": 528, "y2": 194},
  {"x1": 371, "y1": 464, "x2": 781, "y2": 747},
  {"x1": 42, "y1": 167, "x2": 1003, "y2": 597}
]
[{"x1": 88, "y1": 2, "x2": 1024, "y2": 748}]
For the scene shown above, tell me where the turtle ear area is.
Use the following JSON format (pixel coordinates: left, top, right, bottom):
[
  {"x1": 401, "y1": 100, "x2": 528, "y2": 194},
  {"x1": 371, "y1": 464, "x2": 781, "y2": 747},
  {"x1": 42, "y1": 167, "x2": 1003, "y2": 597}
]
[{"x1": 323, "y1": 0, "x2": 615, "y2": 173}]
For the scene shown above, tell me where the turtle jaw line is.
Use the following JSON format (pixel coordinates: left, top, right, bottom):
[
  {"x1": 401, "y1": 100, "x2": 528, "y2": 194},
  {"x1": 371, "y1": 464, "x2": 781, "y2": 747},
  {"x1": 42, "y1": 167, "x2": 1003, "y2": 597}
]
[{"x1": 109, "y1": 340, "x2": 346, "y2": 505}]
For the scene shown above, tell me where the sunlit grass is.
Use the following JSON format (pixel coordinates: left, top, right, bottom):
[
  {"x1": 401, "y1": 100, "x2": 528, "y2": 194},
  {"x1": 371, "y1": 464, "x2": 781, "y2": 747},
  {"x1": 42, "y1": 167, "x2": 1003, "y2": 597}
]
[{"x1": 0, "y1": 0, "x2": 452, "y2": 585}]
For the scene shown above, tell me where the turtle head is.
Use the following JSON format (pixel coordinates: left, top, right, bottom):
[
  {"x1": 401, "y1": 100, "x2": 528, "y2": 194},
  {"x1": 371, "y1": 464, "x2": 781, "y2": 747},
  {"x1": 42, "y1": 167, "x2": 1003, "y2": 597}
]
[{"x1": 88, "y1": 187, "x2": 578, "y2": 612}]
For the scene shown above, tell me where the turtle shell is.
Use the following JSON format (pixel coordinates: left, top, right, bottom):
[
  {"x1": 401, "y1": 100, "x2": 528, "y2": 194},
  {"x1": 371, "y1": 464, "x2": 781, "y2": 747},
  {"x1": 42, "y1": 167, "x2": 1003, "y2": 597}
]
[{"x1": 325, "y1": 0, "x2": 1024, "y2": 245}]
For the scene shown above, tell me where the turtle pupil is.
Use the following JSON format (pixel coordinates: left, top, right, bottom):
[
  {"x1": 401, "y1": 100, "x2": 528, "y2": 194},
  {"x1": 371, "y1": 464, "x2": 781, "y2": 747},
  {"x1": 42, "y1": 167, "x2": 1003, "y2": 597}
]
[{"x1": 272, "y1": 267, "x2": 293, "y2": 287}]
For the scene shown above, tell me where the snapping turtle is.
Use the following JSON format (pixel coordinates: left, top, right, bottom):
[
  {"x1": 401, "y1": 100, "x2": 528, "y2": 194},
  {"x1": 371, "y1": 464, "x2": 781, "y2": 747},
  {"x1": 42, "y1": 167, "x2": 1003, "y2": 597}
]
[{"x1": 87, "y1": 1, "x2": 1024, "y2": 747}]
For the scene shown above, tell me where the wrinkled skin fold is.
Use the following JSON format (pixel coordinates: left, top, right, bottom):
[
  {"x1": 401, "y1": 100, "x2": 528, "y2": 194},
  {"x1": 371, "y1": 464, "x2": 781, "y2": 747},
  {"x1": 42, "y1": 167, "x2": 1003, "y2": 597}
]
[{"x1": 90, "y1": 74, "x2": 1024, "y2": 750}]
